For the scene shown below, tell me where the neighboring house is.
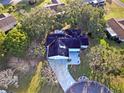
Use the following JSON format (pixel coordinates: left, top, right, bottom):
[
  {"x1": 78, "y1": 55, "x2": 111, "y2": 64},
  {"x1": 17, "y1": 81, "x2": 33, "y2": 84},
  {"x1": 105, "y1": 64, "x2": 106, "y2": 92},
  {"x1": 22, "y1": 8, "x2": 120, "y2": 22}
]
[
  {"x1": 44, "y1": 0, "x2": 64, "y2": 11},
  {"x1": 44, "y1": 3, "x2": 65, "y2": 11},
  {"x1": 0, "y1": 13, "x2": 16, "y2": 32},
  {"x1": 106, "y1": 18, "x2": 124, "y2": 42},
  {"x1": 84, "y1": 0, "x2": 105, "y2": 7}
]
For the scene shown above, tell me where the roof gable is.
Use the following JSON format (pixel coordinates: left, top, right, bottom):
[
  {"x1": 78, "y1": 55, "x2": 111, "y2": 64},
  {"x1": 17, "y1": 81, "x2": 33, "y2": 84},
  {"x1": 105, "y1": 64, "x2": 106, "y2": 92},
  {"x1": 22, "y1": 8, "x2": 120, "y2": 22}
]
[
  {"x1": 0, "y1": 14, "x2": 16, "y2": 32},
  {"x1": 107, "y1": 18, "x2": 124, "y2": 39}
]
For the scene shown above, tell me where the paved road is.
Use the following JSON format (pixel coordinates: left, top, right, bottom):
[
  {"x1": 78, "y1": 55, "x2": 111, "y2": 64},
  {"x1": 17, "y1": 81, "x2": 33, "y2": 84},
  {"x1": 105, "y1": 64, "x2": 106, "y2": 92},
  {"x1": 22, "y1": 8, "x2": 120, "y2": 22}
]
[{"x1": 112, "y1": 0, "x2": 124, "y2": 8}]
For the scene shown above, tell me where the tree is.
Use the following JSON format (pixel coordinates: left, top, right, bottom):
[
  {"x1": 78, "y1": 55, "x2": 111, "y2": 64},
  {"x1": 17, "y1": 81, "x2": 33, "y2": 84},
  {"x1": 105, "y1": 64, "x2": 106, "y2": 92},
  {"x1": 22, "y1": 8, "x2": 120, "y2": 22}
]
[
  {"x1": 55, "y1": 0, "x2": 83, "y2": 29},
  {"x1": 22, "y1": 8, "x2": 56, "y2": 41},
  {"x1": 27, "y1": 62, "x2": 44, "y2": 93},
  {"x1": 56, "y1": 1, "x2": 106, "y2": 38},
  {"x1": 4, "y1": 28, "x2": 29, "y2": 57},
  {"x1": 86, "y1": 45, "x2": 124, "y2": 83},
  {"x1": 85, "y1": 45, "x2": 124, "y2": 92},
  {"x1": 22, "y1": 0, "x2": 106, "y2": 42},
  {"x1": 0, "y1": 4, "x2": 4, "y2": 13},
  {"x1": 87, "y1": 7, "x2": 106, "y2": 38}
]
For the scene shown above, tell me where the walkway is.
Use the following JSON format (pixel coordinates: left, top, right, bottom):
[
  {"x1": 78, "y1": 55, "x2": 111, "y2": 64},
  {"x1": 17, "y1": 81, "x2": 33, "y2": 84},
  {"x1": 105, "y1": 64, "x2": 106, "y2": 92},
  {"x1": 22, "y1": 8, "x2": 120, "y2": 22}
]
[
  {"x1": 113, "y1": 0, "x2": 124, "y2": 8},
  {"x1": 48, "y1": 59, "x2": 76, "y2": 92},
  {"x1": 48, "y1": 50, "x2": 81, "y2": 92}
]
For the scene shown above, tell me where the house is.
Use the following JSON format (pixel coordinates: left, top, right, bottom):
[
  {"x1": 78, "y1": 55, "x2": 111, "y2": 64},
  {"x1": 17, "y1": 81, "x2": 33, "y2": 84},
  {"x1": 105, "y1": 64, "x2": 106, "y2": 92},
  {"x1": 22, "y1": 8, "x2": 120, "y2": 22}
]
[
  {"x1": 46, "y1": 29, "x2": 89, "y2": 60},
  {"x1": 84, "y1": 0, "x2": 105, "y2": 7},
  {"x1": 106, "y1": 18, "x2": 124, "y2": 42},
  {"x1": 47, "y1": 39, "x2": 69, "y2": 59},
  {"x1": 0, "y1": 13, "x2": 16, "y2": 32},
  {"x1": 44, "y1": 3, "x2": 65, "y2": 11}
]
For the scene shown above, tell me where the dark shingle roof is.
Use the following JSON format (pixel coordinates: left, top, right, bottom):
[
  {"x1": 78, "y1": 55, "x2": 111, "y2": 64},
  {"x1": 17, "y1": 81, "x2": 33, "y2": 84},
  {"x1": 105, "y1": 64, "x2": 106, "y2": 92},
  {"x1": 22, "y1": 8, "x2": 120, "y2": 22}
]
[{"x1": 47, "y1": 39, "x2": 69, "y2": 57}]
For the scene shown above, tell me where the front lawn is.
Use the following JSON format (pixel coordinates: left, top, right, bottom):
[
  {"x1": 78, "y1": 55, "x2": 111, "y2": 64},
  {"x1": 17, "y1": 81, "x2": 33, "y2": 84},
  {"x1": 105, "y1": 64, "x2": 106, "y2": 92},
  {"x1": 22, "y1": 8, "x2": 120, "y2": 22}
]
[
  {"x1": 120, "y1": 0, "x2": 124, "y2": 3},
  {"x1": 105, "y1": 2, "x2": 124, "y2": 20}
]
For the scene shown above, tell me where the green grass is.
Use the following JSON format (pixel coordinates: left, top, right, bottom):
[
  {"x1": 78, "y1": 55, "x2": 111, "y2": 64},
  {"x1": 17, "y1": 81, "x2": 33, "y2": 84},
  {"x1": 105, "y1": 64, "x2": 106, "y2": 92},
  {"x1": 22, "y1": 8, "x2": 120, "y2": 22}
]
[
  {"x1": 120, "y1": 0, "x2": 124, "y2": 3},
  {"x1": 9, "y1": 72, "x2": 34, "y2": 93},
  {"x1": 105, "y1": 3, "x2": 124, "y2": 20}
]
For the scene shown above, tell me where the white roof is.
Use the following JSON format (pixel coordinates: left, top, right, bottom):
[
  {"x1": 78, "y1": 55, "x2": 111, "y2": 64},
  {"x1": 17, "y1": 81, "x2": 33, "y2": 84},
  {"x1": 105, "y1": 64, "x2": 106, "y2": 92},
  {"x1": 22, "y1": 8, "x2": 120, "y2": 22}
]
[
  {"x1": 69, "y1": 48, "x2": 80, "y2": 52},
  {"x1": 106, "y1": 27, "x2": 117, "y2": 37}
]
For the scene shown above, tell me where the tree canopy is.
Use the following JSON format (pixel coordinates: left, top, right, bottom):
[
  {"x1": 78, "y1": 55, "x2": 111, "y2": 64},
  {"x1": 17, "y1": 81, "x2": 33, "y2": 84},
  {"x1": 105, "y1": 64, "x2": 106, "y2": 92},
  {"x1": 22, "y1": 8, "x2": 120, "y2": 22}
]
[
  {"x1": 56, "y1": 1, "x2": 106, "y2": 38},
  {"x1": 22, "y1": 1, "x2": 106, "y2": 42},
  {"x1": 22, "y1": 8, "x2": 56, "y2": 41},
  {"x1": 4, "y1": 28, "x2": 29, "y2": 57},
  {"x1": 0, "y1": 4, "x2": 4, "y2": 13},
  {"x1": 88, "y1": 45, "x2": 124, "y2": 77}
]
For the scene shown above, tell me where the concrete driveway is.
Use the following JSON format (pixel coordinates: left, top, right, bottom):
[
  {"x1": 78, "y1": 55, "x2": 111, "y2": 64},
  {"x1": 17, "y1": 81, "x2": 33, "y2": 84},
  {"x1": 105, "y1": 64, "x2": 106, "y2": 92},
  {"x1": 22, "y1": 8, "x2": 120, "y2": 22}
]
[{"x1": 48, "y1": 59, "x2": 76, "y2": 92}]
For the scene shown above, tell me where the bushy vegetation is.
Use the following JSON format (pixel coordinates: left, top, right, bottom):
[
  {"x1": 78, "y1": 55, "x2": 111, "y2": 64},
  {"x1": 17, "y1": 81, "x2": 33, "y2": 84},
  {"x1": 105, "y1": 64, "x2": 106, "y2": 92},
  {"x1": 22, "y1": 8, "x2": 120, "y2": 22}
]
[
  {"x1": 88, "y1": 44, "x2": 124, "y2": 92},
  {"x1": 89, "y1": 46, "x2": 124, "y2": 76},
  {"x1": 22, "y1": 0, "x2": 105, "y2": 42},
  {"x1": 0, "y1": 4, "x2": 4, "y2": 13},
  {"x1": 22, "y1": 8, "x2": 56, "y2": 41},
  {"x1": 56, "y1": 1, "x2": 105, "y2": 38},
  {"x1": 4, "y1": 27, "x2": 29, "y2": 58}
]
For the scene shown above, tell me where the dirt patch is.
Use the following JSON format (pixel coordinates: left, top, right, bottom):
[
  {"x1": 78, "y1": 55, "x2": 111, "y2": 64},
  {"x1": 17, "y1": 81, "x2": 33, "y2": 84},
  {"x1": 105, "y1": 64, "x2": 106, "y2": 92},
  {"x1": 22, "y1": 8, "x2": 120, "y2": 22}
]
[{"x1": 8, "y1": 57, "x2": 40, "y2": 73}]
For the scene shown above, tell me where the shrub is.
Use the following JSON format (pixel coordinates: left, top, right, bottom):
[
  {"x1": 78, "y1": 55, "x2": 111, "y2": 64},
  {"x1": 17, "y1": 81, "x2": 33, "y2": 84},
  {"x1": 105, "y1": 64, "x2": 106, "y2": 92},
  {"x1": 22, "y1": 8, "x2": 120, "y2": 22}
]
[{"x1": 4, "y1": 27, "x2": 29, "y2": 57}]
